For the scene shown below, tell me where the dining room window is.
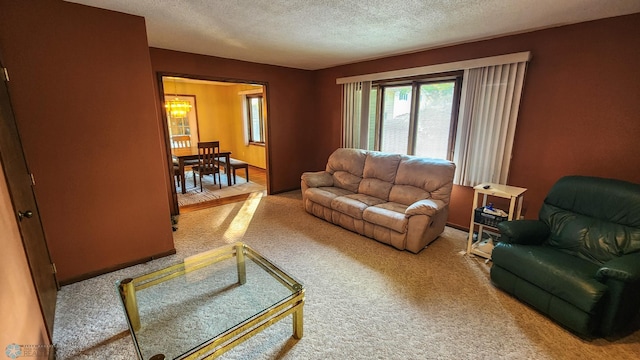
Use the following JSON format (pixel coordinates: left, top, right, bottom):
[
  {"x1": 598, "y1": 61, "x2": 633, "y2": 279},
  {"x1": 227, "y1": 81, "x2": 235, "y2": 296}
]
[
  {"x1": 246, "y1": 94, "x2": 264, "y2": 144},
  {"x1": 165, "y1": 95, "x2": 199, "y2": 148}
]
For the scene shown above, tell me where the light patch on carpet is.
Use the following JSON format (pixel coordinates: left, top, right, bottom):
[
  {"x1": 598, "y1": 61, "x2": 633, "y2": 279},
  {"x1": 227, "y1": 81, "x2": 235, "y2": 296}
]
[{"x1": 223, "y1": 192, "x2": 264, "y2": 243}]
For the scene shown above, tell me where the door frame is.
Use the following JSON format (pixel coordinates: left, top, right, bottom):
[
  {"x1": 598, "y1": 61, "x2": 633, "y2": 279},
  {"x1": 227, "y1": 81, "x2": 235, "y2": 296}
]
[{"x1": 155, "y1": 73, "x2": 271, "y2": 215}]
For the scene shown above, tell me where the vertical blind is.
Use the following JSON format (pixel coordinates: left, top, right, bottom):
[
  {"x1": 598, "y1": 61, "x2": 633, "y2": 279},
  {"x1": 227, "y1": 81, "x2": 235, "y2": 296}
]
[
  {"x1": 453, "y1": 62, "x2": 528, "y2": 186},
  {"x1": 341, "y1": 81, "x2": 371, "y2": 149}
]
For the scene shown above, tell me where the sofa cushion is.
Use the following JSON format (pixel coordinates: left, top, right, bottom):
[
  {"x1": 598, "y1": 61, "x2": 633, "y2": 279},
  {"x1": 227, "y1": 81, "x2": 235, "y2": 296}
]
[
  {"x1": 305, "y1": 187, "x2": 354, "y2": 208},
  {"x1": 389, "y1": 184, "x2": 430, "y2": 206},
  {"x1": 362, "y1": 151, "x2": 401, "y2": 183},
  {"x1": 363, "y1": 202, "x2": 409, "y2": 233},
  {"x1": 492, "y1": 243, "x2": 607, "y2": 313},
  {"x1": 393, "y1": 156, "x2": 455, "y2": 203},
  {"x1": 331, "y1": 194, "x2": 386, "y2": 220},
  {"x1": 359, "y1": 178, "x2": 394, "y2": 201},
  {"x1": 326, "y1": 148, "x2": 367, "y2": 177},
  {"x1": 301, "y1": 171, "x2": 333, "y2": 188},
  {"x1": 356, "y1": 151, "x2": 400, "y2": 199},
  {"x1": 324, "y1": 148, "x2": 367, "y2": 193},
  {"x1": 332, "y1": 171, "x2": 362, "y2": 193}
]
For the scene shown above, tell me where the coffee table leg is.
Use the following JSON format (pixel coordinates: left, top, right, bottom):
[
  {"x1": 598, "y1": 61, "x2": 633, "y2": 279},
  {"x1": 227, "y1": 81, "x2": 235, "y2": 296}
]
[
  {"x1": 119, "y1": 278, "x2": 141, "y2": 331},
  {"x1": 236, "y1": 244, "x2": 246, "y2": 285},
  {"x1": 293, "y1": 304, "x2": 304, "y2": 339}
]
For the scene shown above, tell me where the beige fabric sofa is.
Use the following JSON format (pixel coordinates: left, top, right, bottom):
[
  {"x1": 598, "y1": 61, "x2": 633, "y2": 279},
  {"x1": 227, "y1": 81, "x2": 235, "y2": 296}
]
[{"x1": 301, "y1": 148, "x2": 456, "y2": 253}]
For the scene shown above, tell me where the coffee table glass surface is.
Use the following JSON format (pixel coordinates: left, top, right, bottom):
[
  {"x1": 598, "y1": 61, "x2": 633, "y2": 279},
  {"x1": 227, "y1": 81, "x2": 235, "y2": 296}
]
[{"x1": 116, "y1": 242, "x2": 304, "y2": 360}]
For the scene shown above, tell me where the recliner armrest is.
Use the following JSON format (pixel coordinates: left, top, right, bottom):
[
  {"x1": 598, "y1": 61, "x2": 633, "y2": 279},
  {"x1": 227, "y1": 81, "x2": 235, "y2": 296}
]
[
  {"x1": 301, "y1": 171, "x2": 333, "y2": 188},
  {"x1": 497, "y1": 220, "x2": 550, "y2": 245},
  {"x1": 596, "y1": 252, "x2": 640, "y2": 283},
  {"x1": 405, "y1": 199, "x2": 445, "y2": 217}
]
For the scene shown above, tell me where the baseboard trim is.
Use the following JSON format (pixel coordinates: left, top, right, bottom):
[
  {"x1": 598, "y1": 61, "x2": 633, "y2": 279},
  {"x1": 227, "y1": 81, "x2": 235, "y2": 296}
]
[
  {"x1": 446, "y1": 222, "x2": 469, "y2": 232},
  {"x1": 59, "y1": 249, "x2": 177, "y2": 286}
]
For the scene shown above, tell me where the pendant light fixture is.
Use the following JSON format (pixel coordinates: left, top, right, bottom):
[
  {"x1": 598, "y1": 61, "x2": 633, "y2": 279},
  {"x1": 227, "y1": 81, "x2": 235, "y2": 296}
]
[{"x1": 165, "y1": 77, "x2": 192, "y2": 118}]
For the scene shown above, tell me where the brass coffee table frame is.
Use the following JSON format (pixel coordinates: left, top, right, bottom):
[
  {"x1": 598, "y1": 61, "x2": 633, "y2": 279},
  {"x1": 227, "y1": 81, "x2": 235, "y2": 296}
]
[{"x1": 117, "y1": 243, "x2": 305, "y2": 360}]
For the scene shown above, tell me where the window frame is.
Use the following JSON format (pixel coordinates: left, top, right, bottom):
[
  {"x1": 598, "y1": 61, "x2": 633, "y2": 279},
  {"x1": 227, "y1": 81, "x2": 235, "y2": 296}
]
[
  {"x1": 245, "y1": 94, "x2": 265, "y2": 145},
  {"x1": 372, "y1": 72, "x2": 463, "y2": 160}
]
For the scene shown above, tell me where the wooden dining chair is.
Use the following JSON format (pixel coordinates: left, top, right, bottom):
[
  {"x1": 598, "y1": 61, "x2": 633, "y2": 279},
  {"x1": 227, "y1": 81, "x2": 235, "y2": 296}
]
[
  {"x1": 173, "y1": 165, "x2": 182, "y2": 187},
  {"x1": 171, "y1": 135, "x2": 198, "y2": 172},
  {"x1": 192, "y1": 141, "x2": 222, "y2": 191},
  {"x1": 171, "y1": 135, "x2": 191, "y2": 149}
]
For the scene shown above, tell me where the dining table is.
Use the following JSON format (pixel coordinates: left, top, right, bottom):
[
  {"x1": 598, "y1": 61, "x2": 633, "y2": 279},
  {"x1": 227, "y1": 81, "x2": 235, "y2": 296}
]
[{"x1": 172, "y1": 147, "x2": 232, "y2": 193}]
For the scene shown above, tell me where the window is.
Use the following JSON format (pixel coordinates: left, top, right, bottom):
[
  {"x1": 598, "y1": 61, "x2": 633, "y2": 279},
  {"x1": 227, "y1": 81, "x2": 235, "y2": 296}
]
[
  {"x1": 168, "y1": 116, "x2": 190, "y2": 137},
  {"x1": 371, "y1": 77, "x2": 461, "y2": 160},
  {"x1": 246, "y1": 94, "x2": 264, "y2": 144},
  {"x1": 340, "y1": 52, "x2": 530, "y2": 186}
]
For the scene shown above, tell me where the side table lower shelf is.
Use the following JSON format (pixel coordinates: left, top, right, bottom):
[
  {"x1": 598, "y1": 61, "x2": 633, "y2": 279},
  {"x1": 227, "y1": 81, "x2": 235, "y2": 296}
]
[{"x1": 467, "y1": 224, "x2": 501, "y2": 261}]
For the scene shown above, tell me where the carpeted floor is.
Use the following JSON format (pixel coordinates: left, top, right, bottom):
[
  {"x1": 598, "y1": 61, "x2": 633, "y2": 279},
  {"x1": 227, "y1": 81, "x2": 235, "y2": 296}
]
[
  {"x1": 52, "y1": 191, "x2": 640, "y2": 359},
  {"x1": 177, "y1": 171, "x2": 266, "y2": 207}
]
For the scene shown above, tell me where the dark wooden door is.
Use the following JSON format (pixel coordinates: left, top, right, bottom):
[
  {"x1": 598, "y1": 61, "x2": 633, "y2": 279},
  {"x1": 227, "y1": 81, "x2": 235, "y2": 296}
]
[{"x1": 0, "y1": 62, "x2": 58, "y2": 336}]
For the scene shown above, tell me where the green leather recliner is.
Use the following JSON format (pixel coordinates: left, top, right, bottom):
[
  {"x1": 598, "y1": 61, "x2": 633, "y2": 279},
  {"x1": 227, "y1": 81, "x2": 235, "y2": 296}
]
[{"x1": 490, "y1": 175, "x2": 640, "y2": 338}]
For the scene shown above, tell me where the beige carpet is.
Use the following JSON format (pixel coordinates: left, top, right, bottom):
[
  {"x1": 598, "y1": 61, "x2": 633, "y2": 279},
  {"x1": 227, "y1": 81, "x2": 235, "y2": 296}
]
[
  {"x1": 177, "y1": 171, "x2": 266, "y2": 207},
  {"x1": 52, "y1": 191, "x2": 640, "y2": 359}
]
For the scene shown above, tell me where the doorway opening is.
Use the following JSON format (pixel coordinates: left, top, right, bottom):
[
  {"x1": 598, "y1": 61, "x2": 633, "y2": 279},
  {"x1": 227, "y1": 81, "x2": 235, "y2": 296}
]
[{"x1": 159, "y1": 75, "x2": 269, "y2": 214}]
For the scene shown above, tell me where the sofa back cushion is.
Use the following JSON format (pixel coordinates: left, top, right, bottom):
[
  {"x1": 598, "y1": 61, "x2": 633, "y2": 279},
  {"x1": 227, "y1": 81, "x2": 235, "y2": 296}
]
[
  {"x1": 389, "y1": 156, "x2": 455, "y2": 206},
  {"x1": 540, "y1": 176, "x2": 640, "y2": 264},
  {"x1": 326, "y1": 148, "x2": 367, "y2": 193},
  {"x1": 358, "y1": 151, "x2": 402, "y2": 201}
]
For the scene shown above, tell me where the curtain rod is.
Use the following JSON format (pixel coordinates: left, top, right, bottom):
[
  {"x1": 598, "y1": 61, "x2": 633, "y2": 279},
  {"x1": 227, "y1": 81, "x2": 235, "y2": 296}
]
[{"x1": 336, "y1": 51, "x2": 531, "y2": 84}]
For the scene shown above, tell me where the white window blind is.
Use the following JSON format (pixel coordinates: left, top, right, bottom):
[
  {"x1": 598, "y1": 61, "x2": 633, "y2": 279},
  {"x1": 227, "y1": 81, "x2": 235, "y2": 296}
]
[
  {"x1": 341, "y1": 81, "x2": 371, "y2": 149},
  {"x1": 453, "y1": 62, "x2": 528, "y2": 186}
]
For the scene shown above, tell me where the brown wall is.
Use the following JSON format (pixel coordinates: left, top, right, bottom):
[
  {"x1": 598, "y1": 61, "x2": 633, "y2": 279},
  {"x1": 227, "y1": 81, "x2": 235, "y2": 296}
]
[
  {"x1": 315, "y1": 13, "x2": 640, "y2": 228},
  {"x1": 0, "y1": 0, "x2": 175, "y2": 282},
  {"x1": 150, "y1": 48, "x2": 318, "y2": 193}
]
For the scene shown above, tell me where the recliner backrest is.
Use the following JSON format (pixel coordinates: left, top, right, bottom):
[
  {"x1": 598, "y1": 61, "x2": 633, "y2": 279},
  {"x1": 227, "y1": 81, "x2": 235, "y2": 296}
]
[
  {"x1": 389, "y1": 156, "x2": 455, "y2": 206},
  {"x1": 539, "y1": 176, "x2": 640, "y2": 264},
  {"x1": 358, "y1": 151, "x2": 401, "y2": 201},
  {"x1": 325, "y1": 148, "x2": 367, "y2": 192}
]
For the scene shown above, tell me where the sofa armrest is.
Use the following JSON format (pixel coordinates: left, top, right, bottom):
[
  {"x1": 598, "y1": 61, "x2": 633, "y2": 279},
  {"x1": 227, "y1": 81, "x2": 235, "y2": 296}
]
[
  {"x1": 497, "y1": 220, "x2": 550, "y2": 245},
  {"x1": 301, "y1": 171, "x2": 333, "y2": 188},
  {"x1": 405, "y1": 199, "x2": 445, "y2": 217},
  {"x1": 596, "y1": 252, "x2": 640, "y2": 283}
]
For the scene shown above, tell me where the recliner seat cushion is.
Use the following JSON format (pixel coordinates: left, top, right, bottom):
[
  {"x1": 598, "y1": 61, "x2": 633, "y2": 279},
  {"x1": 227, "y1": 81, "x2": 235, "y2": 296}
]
[
  {"x1": 331, "y1": 194, "x2": 386, "y2": 220},
  {"x1": 493, "y1": 243, "x2": 607, "y2": 313},
  {"x1": 363, "y1": 202, "x2": 409, "y2": 233},
  {"x1": 305, "y1": 187, "x2": 354, "y2": 208}
]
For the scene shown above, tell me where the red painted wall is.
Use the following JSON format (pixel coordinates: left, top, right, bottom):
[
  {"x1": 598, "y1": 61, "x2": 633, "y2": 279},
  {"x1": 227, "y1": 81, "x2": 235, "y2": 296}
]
[
  {"x1": 149, "y1": 48, "x2": 319, "y2": 193},
  {"x1": 315, "y1": 13, "x2": 640, "y2": 228},
  {"x1": 0, "y1": 0, "x2": 175, "y2": 282}
]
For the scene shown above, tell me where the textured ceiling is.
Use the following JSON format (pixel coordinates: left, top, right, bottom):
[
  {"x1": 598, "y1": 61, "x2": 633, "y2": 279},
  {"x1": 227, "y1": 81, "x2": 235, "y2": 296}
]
[{"x1": 65, "y1": 0, "x2": 640, "y2": 70}]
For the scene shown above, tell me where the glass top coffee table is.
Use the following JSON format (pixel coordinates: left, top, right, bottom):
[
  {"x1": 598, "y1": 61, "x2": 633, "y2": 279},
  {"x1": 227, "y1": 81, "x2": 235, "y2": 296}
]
[{"x1": 116, "y1": 243, "x2": 304, "y2": 360}]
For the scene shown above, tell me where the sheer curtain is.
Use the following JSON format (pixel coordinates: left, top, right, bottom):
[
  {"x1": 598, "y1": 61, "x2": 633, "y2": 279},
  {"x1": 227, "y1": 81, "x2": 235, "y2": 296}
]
[
  {"x1": 453, "y1": 62, "x2": 528, "y2": 186},
  {"x1": 342, "y1": 81, "x2": 371, "y2": 149}
]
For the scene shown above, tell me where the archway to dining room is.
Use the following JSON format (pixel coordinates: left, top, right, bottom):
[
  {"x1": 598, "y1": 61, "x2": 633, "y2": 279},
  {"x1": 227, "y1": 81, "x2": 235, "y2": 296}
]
[{"x1": 157, "y1": 74, "x2": 269, "y2": 216}]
